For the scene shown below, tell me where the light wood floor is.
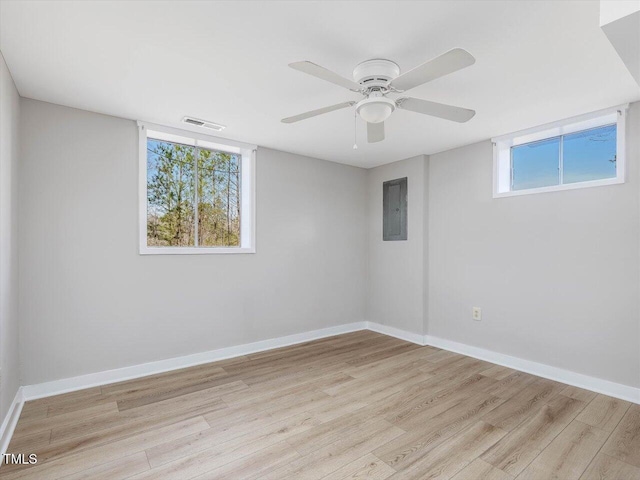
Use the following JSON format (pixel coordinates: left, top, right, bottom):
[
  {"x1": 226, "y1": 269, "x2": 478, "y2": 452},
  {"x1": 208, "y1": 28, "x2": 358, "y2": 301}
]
[{"x1": 2, "y1": 331, "x2": 639, "y2": 479}]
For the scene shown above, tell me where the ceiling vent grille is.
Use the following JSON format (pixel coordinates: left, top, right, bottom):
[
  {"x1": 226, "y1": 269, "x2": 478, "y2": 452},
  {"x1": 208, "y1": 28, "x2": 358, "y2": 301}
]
[{"x1": 182, "y1": 116, "x2": 226, "y2": 131}]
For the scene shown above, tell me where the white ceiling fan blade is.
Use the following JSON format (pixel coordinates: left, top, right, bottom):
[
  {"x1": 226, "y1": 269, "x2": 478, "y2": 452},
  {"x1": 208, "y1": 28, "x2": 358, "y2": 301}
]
[
  {"x1": 367, "y1": 121, "x2": 385, "y2": 143},
  {"x1": 397, "y1": 97, "x2": 475, "y2": 123},
  {"x1": 281, "y1": 101, "x2": 355, "y2": 124},
  {"x1": 390, "y1": 48, "x2": 475, "y2": 92},
  {"x1": 289, "y1": 61, "x2": 362, "y2": 92}
]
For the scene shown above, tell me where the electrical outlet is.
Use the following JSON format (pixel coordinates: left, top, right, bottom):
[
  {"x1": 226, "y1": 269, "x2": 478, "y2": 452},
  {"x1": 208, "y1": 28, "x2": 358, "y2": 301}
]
[{"x1": 472, "y1": 307, "x2": 482, "y2": 321}]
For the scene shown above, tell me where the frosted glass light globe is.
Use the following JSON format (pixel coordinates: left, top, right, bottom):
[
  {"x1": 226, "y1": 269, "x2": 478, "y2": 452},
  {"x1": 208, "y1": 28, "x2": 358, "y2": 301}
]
[
  {"x1": 356, "y1": 97, "x2": 396, "y2": 124},
  {"x1": 359, "y1": 103, "x2": 392, "y2": 123}
]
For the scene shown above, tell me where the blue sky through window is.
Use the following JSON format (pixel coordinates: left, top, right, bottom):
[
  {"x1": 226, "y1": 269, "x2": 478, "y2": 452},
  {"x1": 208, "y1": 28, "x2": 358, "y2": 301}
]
[
  {"x1": 512, "y1": 137, "x2": 560, "y2": 190},
  {"x1": 511, "y1": 124, "x2": 616, "y2": 191},
  {"x1": 563, "y1": 125, "x2": 616, "y2": 184}
]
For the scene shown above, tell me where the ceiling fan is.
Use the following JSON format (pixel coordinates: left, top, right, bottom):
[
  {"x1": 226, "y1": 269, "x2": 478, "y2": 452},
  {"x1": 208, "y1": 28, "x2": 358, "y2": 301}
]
[{"x1": 282, "y1": 48, "x2": 476, "y2": 143}]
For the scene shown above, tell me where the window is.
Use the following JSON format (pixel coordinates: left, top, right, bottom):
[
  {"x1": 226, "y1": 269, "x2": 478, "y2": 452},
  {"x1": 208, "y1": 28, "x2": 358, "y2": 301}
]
[
  {"x1": 493, "y1": 105, "x2": 627, "y2": 197},
  {"x1": 138, "y1": 122, "x2": 256, "y2": 254}
]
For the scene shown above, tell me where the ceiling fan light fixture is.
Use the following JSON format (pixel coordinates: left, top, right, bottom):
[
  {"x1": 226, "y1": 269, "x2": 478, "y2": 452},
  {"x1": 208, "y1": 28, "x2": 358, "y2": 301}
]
[
  {"x1": 282, "y1": 49, "x2": 476, "y2": 144},
  {"x1": 356, "y1": 97, "x2": 396, "y2": 124}
]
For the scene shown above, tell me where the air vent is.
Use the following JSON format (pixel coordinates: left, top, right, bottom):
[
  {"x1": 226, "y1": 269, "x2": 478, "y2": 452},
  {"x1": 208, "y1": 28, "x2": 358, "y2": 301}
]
[
  {"x1": 182, "y1": 116, "x2": 226, "y2": 131},
  {"x1": 184, "y1": 118, "x2": 204, "y2": 126}
]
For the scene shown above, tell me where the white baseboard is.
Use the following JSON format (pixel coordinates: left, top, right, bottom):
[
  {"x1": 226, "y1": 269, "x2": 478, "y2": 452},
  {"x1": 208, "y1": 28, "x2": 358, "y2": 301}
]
[
  {"x1": 422, "y1": 334, "x2": 640, "y2": 404},
  {"x1": 19, "y1": 321, "x2": 640, "y2": 407},
  {"x1": 0, "y1": 387, "x2": 24, "y2": 459},
  {"x1": 21, "y1": 322, "x2": 367, "y2": 401},
  {"x1": 366, "y1": 321, "x2": 424, "y2": 345},
  {"x1": 1, "y1": 322, "x2": 636, "y2": 456},
  {"x1": 364, "y1": 321, "x2": 639, "y2": 404}
]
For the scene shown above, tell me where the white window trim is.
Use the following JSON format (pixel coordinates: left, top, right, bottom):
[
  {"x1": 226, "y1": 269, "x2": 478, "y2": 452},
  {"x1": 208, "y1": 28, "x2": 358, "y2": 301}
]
[
  {"x1": 492, "y1": 104, "x2": 628, "y2": 198},
  {"x1": 138, "y1": 121, "x2": 257, "y2": 255}
]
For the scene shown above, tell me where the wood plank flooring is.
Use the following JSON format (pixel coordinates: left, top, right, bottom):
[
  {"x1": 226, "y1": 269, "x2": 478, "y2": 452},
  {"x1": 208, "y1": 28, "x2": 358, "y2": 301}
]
[{"x1": 1, "y1": 331, "x2": 639, "y2": 479}]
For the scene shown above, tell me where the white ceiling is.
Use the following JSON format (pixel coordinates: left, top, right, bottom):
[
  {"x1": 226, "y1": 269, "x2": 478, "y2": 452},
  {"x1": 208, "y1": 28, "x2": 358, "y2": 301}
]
[{"x1": 1, "y1": 1, "x2": 638, "y2": 168}]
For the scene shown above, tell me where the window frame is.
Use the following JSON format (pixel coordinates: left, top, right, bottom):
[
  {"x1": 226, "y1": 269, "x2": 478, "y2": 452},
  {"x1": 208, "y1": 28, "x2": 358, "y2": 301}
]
[
  {"x1": 492, "y1": 105, "x2": 628, "y2": 198},
  {"x1": 138, "y1": 121, "x2": 257, "y2": 255}
]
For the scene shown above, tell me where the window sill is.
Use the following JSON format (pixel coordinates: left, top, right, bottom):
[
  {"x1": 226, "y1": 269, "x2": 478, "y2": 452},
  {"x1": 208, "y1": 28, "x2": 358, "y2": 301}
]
[
  {"x1": 493, "y1": 176, "x2": 624, "y2": 198},
  {"x1": 140, "y1": 246, "x2": 256, "y2": 255}
]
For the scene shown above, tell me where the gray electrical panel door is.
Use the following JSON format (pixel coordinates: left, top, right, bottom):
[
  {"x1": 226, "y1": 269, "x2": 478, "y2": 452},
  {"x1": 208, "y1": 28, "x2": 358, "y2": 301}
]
[{"x1": 383, "y1": 177, "x2": 407, "y2": 241}]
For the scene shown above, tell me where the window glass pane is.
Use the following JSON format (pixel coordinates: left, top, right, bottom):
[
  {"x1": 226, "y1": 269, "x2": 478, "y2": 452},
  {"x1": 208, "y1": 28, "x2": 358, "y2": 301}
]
[
  {"x1": 147, "y1": 139, "x2": 196, "y2": 246},
  {"x1": 511, "y1": 137, "x2": 560, "y2": 190},
  {"x1": 197, "y1": 149, "x2": 241, "y2": 247},
  {"x1": 562, "y1": 124, "x2": 616, "y2": 184}
]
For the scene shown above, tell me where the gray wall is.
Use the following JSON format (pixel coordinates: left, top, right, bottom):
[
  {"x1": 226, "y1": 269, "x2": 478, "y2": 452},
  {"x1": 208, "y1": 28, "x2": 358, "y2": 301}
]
[
  {"x1": 15, "y1": 96, "x2": 640, "y2": 390},
  {"x1": 428, "y1": 103, "x2": 640, "y2": 387},
  {"x1": 366, "y1": 156, "x2": 427, "y2": 335},
  {"x1": 18, "y1": 99, "x2": 367, "y2": 385},
  {"x1": 0, "y1": 52, "x2": 21, "y2": 419}
]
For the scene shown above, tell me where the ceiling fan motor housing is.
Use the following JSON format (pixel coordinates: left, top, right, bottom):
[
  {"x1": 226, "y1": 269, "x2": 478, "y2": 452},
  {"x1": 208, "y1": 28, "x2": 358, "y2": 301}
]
[
  {"x1": 353, "y1": 59, "x2": 400, "y2": 123},
  {"x1": 353, "y1": 59, "x2": 400, "y2": 88}
]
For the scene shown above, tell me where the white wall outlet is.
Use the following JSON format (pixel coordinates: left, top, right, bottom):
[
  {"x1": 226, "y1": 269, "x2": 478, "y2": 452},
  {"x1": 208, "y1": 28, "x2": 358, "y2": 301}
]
[{"x1": 472, "y1": 307, "x2": 482, "y2": 321}]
